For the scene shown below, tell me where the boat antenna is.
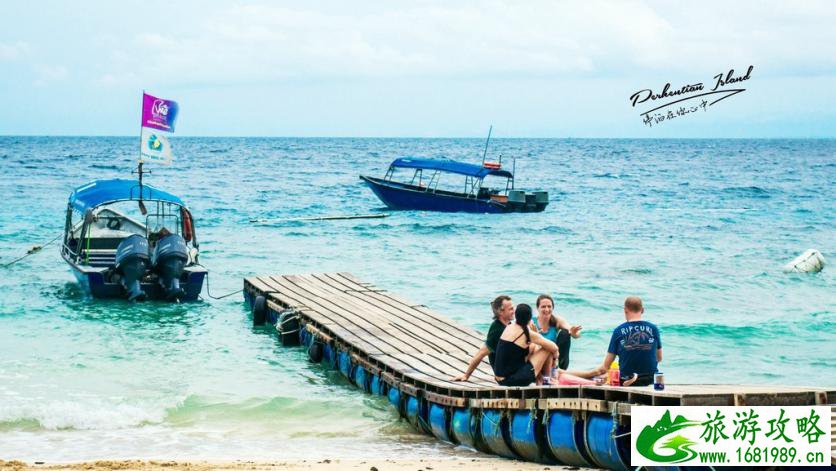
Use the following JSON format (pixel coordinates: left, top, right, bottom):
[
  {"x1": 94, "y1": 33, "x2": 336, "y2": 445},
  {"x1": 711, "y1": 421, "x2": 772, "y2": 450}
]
[
  {"x1": 481, "y1": 125, "x2": 493, "y2": 165},
  {"x1": 511, "y1": 155, "x2": 516, "y2": 189}
]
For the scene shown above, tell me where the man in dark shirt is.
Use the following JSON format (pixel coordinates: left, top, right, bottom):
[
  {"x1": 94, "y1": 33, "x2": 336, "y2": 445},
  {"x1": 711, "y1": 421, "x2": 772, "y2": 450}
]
[
  {"x1": 452, "y1": 295, "x2": 514, "y2": 381},
  {"x1": 598, "y1": 296, "x2": 662, "y2": 387}
]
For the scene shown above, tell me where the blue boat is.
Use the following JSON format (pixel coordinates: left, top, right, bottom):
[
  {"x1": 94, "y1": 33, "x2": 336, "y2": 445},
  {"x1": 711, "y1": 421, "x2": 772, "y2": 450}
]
[
  {"x1": 61, "y1": 178, "x2": 206, "y2": 301},
  {"x1": 360, "y1": 157, "x2": 548, "y2": 213}
]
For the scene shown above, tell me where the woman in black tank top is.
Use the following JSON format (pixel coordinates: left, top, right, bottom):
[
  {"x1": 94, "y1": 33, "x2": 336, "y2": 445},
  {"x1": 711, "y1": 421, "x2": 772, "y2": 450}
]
[{"x1": 494, "y1": 304, "x2": 560, "y2": 387}]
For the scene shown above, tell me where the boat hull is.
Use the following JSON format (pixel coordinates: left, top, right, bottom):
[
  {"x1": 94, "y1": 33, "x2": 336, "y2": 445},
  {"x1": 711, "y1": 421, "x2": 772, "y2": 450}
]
[
  {"x1": 65, "y1": 256, "x2": 206, "y2": 301},
  {"x1": 361, "y1": 176, "x2": 545, "y2": 213}
]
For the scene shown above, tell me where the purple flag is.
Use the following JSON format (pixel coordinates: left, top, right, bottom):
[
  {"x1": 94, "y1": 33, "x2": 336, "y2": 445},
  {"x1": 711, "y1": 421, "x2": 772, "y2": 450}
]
[{"x1": 141, "y1": 92, "x2": 179, "y2": 132}]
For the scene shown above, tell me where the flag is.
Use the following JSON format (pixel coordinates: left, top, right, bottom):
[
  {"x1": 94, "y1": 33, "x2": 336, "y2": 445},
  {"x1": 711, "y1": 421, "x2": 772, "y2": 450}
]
[
  {"x1": 141, "y1": 92, "x2": 179, "y2": 132},
  {"x1": 140, "y1": 127, "x2": 173, "y2": 164}
]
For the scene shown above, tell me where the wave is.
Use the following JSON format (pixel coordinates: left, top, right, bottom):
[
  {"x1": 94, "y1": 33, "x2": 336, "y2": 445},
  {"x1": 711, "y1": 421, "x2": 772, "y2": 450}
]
[
  {"x1": 721, "y1": 186, "x2": 773, "y2": 198},
  {"x1": 540, "y1": 225, "x2": 574, "y2": 235},
  {"x1": 0, "y1": 394, "x2": 391, "y2": 433},
  {"x1": 0, "y1": 398, "x2": 172, "y2": 431}
]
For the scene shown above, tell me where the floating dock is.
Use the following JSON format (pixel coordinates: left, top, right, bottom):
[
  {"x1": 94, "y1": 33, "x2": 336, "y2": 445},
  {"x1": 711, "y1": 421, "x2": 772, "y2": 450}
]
[{"x1": 244, "y1": 273, "x2": 836, "y2": 469}]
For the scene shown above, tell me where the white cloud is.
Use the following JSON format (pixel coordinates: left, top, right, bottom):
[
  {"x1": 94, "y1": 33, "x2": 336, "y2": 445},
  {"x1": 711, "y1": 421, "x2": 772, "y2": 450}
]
[
  {"x1": 33, "y1": 64, "x2": 68, "y2": 85},
  {"x1": 94, "y1": 0, "x2": 836, "y2": 86},
  {"x1": 0, "y1": 41, "x2": 29, "y2": 60}
]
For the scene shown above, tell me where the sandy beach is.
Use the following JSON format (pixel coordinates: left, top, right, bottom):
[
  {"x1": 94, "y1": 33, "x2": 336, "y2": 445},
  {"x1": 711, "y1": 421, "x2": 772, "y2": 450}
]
[{"x1": 0, "y1": 459, "x2": 587, "y2": 471}]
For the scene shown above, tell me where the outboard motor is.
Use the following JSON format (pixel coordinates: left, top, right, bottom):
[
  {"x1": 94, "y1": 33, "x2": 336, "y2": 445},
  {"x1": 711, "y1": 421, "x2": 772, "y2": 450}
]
[
  {"x1": 115, "y1": 234, "x2": 150, "y2": 301},
  {"x1": 152, "y1": 233, "x2": 189, "y2": 301}
]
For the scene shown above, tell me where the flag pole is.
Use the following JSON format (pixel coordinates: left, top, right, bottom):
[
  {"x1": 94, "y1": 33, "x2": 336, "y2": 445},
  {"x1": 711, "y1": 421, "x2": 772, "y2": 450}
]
[{"x1": 137, "y1": 90, "x2": 147, "y2": 214}]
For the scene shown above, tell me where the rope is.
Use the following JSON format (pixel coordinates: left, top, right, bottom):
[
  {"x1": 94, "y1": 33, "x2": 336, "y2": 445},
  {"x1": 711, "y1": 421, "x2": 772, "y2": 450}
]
[
  {"x1": 202, "y1": 271, "x2": 243, "y2": 300},
  {"x1": 2, "y1": 233, "x2": 63, "y2": 268}
]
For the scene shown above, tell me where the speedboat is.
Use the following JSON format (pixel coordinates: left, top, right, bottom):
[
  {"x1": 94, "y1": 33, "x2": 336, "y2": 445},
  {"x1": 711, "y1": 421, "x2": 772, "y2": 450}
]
[
  {"x1": 61, "y1": 178, "x2": 206, "y2": 301},
  {"x1": 360, "y1": 157, "x2": 549, "y2": 213}
]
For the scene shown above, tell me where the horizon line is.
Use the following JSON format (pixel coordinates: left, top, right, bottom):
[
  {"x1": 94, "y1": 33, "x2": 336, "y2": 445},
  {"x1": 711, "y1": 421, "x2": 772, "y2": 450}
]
[{"x1": 1, "y1": 134, "x2": 834, "y2": 140}]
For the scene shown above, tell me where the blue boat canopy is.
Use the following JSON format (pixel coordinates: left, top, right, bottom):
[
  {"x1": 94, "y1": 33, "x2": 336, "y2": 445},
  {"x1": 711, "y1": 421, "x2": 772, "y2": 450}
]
[
  {"x1": 390, "y1": 157, "x2": 514, "y2": 179},
  {"x1": 68, "y1": 179, "x2": 186, "y2": 213}
]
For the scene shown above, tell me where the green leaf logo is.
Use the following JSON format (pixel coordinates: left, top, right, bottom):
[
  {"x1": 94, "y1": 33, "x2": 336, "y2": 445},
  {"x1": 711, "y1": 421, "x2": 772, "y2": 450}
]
[{"x1": 636, "y1": 410, "x2": 700, "y2": 463}]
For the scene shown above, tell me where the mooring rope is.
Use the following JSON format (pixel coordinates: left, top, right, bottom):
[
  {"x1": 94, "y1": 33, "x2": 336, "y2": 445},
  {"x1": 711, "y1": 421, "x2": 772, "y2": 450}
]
[
  {"x1": 2, "y1": 233, "x2": 63, "y2": 268},
  {"x1": 201, "y1": 270, "x2": 244, "y2": 300}
]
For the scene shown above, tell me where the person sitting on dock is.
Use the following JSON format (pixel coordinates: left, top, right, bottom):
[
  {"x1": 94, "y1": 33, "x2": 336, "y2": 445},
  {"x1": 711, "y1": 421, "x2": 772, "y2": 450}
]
[
  {"x1": 493, "y1": 303, "x2": 559, "y2": 387},
  {"x1": 533, "y1": 294, "x2": 582, "y2": 371},
  {"x1": 452, "y1": 295, "x2": 514, "y2": 382},
  {"x1": 597, "y1": 296, "x2": 662, "y2": 387}
]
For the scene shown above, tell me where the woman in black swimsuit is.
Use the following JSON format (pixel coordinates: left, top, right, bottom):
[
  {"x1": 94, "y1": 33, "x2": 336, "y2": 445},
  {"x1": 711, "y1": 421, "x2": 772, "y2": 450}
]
[{"x1": 493, "y1": 304, "x2": 559, "y2": 387}]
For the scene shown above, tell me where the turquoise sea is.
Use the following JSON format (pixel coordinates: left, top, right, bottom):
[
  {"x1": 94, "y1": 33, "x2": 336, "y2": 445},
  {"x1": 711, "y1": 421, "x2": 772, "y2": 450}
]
[{"x1": 0, "y1": 137, "x2": 833, "y2": 461}]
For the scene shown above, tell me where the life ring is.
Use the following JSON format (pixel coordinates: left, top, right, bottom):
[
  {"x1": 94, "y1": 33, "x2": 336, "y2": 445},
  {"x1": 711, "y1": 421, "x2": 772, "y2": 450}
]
[
  {"x1": 107, "y1": 218, "x2": 122, "y2": 230},
  {"x1": 181, "y1": 208, "x2": 193, "y2": 242}
]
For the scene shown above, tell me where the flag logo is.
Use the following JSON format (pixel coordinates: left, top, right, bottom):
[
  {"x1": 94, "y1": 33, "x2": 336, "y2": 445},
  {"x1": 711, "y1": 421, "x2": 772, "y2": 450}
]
[{"x1": 140, "y1": 127, "x2": 173, "y2": 165}]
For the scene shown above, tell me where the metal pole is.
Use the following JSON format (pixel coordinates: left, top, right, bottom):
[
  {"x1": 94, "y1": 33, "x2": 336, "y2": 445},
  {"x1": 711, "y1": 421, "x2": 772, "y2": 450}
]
[
  {"x1": 481, "y1": 125, "x2": 492, "y2": 165},
  {"x1": 512, "y1": 155, "x2": 516, "y2": 189},
  {"x1": 137, "y1": 90, "x2": 148, "y2": 214}
]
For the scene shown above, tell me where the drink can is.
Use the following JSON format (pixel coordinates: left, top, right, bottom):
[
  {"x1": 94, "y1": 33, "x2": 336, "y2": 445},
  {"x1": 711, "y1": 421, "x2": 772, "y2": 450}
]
[
  {"x1": 542, "y1": 376, "x2": 551, "y2": 385},
  {"x1": 654, "y1": 372, "x2": 665, "y2": 390}
]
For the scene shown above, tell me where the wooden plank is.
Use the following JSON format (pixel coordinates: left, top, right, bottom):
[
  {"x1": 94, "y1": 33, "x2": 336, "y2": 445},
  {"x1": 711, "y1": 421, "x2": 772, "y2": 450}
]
[
  {"x1": 321, "y1": 273, "x2": 484, "y2": 351},
  {"x1": 283, "y1": 274, "x2": 442, "y2": 355},
  {"x1": 265, "y1": 296, "x2": 385, "y2": 355},
  {"x1": 269, "y1": 275, "x2": 423, "y2": 355},
  {"x1": 425, "y1": 390, "x2": 467, "y2": 407},
  {"x1": 301, "y1": 274, "x2": 479, "y2": 356},
  {"x1": 539, "y1": 398, "x2": 609, "y2": 412},
  {"x1": 248, "y1": 273, "x2": 833, "y2": 414},
  {"x1": 471, "y1": 398, "x2": 521, "y2": 409}
]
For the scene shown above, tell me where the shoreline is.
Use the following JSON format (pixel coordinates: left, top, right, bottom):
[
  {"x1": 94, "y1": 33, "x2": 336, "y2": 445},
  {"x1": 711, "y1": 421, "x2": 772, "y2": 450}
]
[{"x1": 0, "y1": 459, "x2": 591, "y2": 470}]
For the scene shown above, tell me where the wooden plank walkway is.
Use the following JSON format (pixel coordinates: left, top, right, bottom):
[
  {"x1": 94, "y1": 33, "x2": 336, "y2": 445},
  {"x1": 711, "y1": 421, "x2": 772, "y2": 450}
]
[
  {"x1": 244, "y1": 273, "x2": 835, "y2": 404},
  {"x1": 245, "y1": 273, "x2": 835, "y2": 465}
]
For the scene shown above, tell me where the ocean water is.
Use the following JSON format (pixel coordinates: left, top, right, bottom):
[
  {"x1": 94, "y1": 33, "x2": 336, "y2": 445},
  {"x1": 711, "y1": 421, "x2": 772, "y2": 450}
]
[{"x1": 0, "y1": 137, "x2": 833, "y2": 461}]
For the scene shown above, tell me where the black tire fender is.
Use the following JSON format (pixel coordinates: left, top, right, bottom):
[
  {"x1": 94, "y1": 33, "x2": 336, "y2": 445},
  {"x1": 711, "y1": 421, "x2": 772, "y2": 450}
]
[{"x1": 252, "y1": 295, "x2": 267, "y2": 326}]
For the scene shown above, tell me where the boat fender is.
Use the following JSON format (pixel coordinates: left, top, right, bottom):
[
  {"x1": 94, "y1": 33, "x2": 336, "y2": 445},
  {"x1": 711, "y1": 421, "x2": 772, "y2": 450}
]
[
  {"x1": 252, "y1": 295, "x2": 267, "y2": 326},
  {"x1": 278, "y1": 310, "x2": 301, "y2": 346},
  {"x1": 181, "y1": 208, "x2": 193, "y2": 242},
  {"x1": 783, "y1": 249, "x2": 825, "y2": 273},
  {"x1": 308, "y1": 341, "x2": 324, "y2": 363}
]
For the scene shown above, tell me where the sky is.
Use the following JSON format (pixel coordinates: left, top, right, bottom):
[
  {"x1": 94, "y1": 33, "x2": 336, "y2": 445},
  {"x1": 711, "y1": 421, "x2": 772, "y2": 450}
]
[{"x1": 1, "y1": 0, "x2": 835, "y2": 137}]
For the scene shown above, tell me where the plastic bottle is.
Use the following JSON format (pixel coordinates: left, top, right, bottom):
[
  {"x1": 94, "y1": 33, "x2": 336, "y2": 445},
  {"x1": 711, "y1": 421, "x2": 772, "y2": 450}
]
[{"x1": 608, "y1": 360, "x2": 620, "y2": 386}]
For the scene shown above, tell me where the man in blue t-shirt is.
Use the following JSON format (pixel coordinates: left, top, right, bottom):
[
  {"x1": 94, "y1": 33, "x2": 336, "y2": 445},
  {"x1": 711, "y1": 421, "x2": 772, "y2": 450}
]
[{"x1": 599, "y1": 296, "x2": 662, "y2": 387}]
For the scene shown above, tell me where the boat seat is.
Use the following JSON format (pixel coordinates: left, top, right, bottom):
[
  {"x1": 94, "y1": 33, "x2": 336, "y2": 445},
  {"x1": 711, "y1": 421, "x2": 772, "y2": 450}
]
[{"x1": 507, "y1": 190, "x2": 526, "y2": 203}]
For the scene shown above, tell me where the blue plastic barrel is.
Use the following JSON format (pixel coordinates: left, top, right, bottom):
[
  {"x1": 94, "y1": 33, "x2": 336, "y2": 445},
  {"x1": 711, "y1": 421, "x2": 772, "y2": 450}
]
[
  {"x1": 546, "y1": 410, "x2": 594, "y2": 467},
  {"x1": 405, "y1": 395, "x2": 420, "y2": 429},
  {"x1": 585, "y1": 413, "x2": 629, "y2": 471},
  {"x1": 369, "y1": 375, "x2": 385, "y2": 395},
  {"x1": 387, "y1": 387, "x2": 402, "y2": 415},
  {"x1": 428, "y1": 404, "x2": 451, "y2": 443},
  {"x1": 509, "y1": 410, "x2": 555, "y2": 463},
  {"x1": 450, "y1": 408, "x2": 478, "y2": 449},
  {"x1": 298, "y1": 326, "x2": 307, "y2": 345},
  {"x1": 479, "y1": 409, "x2": 519, "y2": 459},
  {"x1": 404, "y1": 396, "x2": 432, "y2": 434},
  {"x1": 322, "y1": 343, "x2": 334, "y2": 367},
  {"x1": 338, "y1": 351, "x2": 353, "y2": 381},
  {"x1": 353, "y1": 366, "x2": 369, "y2": 392}
]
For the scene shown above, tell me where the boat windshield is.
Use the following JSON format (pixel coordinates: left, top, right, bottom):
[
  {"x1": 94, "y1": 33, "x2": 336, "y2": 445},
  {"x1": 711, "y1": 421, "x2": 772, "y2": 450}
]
[
  {"x1": 480, "y1": 174, "x2": 513, "y2": 195},
  {"x1": 66, "y1": 200, "x2": 185, "y2": 250}
]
